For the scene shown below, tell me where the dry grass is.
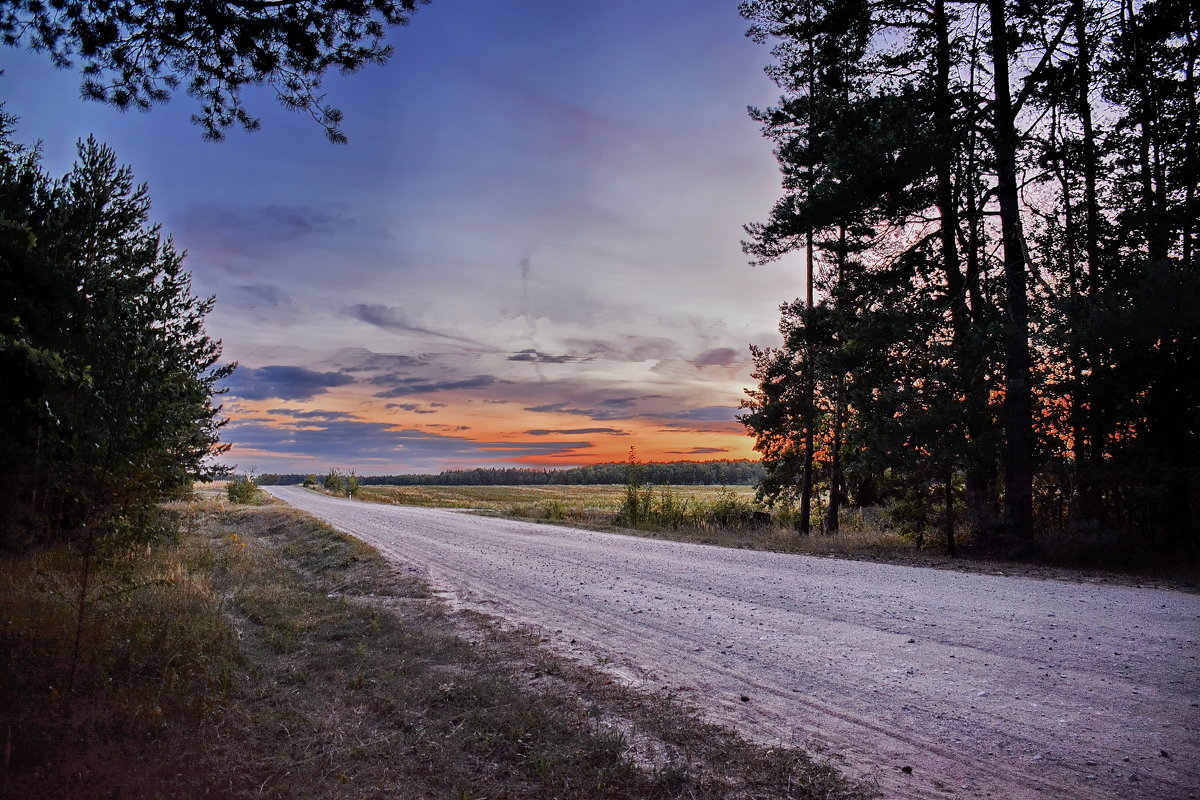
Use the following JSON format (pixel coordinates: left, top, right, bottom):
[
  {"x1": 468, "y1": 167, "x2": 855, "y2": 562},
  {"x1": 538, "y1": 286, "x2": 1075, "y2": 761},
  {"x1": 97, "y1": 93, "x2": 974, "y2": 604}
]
[
  {"x1": 1, "y1": 495, "x2": 878, "y2": 800},
  {"x1": 346, "y1": 485, "x2": 1200, "y2": 587},
  {"x1": 356, "y1": 483, "x2": 755, "y2": 511},
  {"x1": 353, "y1": 484, "x2": 917, "y2": 557}
]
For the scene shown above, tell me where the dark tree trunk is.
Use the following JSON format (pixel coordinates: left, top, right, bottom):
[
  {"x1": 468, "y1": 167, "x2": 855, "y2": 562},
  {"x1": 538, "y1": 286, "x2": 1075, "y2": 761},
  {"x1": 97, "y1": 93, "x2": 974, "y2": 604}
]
[
  {"x1": 1072, "y1": 0, "x2": 1105, "y2": 530},
  {"x1": 826, "y1": 375, "x2": 844, "y2": 535},
  {"x1": 988, "y1": 0, "x2": 1035, "y2": 554},
  {"x1": 933, "y1": 0, "x2": 980, "y2": 551},
  {"x1": 945, "y1": 468, "x2": 958, "y2": 557},
  {"x1": 798, "y1": 227, "x2": 816, "y2": 536}
]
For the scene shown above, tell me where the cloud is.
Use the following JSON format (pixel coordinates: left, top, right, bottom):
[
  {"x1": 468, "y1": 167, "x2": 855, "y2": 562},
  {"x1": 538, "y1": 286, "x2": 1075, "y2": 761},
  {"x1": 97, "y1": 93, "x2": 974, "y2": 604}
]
[
  {"x1": 507, "y1": 348, "x2": 583, "y2": 364},
  {"x1": 525, "y1": 427, "x2": 628, "y2": 436},
  {"x1": 345, "y1": 304, "x2": 487, "y2": 347},
  {"x1": 600, "y1": 397, "x2": 642, "y2": 407},
  {"x1": 522, "y1": 401, "x2": 631, "y2": 421},
  {"x1": 223, "y1": 418, "x2": 593, "y2": 471},
  {"x1": 565, "y1": 335, "x2": 678, "y2": 363},
  {"x1": 374, "y1": 375, "x2": 499, "y2": 397},
  {"x1": 267, "y1": 408, "x2": 357, "y2": 421},
  {"x1": 225, "y1": 365, "x2": 354, "y2": 401},
  {"x1": 332, "y1": 349, "x2": 426, "y2": 373},
  {"x1": 188, "y1": 203, "x2": 351, "y2": 242},
  {"x1": 694, "y1": 347, "x2": 739, "y2": 368},
  {"x1": 385, "y1": 402, "x2": 440, "y2": 415},
  {"x1": 658, "y1": 406, "x2": 740, "y2": 422},
  {"x1": 657, "y1": 421, "x2": 745, "y2": 435},
  {"x1": 666, "y1": 447, "x2": 729, "y2": 455},
  {"x1": 225, "y1": 283, "x2": 296, "y2": 309}
]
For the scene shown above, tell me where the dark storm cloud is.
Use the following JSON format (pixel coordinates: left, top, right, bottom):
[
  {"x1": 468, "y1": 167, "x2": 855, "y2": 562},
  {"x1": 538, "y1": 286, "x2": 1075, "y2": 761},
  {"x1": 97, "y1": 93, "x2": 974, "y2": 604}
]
[
  {"x1": 225, "y1": 418, "x2": 593, "y2": 466},
  {"x1": 693, "y1": 347, "x2": 739, "y2": 368},
  {"x1": 225, "y1": 365, "x2": 355, "y2": 401},
  {"x1": 507, "y1": 348, "x2": 584, "y2": 364},
  {"x1": 524, "y1": 428, "x2": 628, "y2": 436},
  {"x1": 373, "y1": 375, "x2": 499, "y2": 398}
]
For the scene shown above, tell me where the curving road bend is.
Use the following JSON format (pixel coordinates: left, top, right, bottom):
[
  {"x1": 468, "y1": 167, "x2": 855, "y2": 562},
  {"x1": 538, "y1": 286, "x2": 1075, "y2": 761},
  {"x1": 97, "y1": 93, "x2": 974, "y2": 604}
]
[{"x1": 266, "y1": 486, "x2": 1199, "y2": 800}]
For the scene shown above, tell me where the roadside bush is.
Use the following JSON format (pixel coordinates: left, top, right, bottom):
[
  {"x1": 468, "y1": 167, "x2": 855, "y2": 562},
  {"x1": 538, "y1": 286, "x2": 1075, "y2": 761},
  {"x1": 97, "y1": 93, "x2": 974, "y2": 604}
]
[
  {"x1": 226, "y1": 476, "x2": 261, "y2": 505},
  {"x1": 704, "y1": 488, "x2": 755, "y2": 528},
  {"x1": 540, "y1": 500, "x2": 568, "y2": 521}
]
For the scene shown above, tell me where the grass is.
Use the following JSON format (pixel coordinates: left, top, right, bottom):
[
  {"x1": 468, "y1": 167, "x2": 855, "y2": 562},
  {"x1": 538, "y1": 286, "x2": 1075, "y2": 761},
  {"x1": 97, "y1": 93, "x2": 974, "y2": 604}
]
[
  {"x1": 345, "y1": 484, "x2": 1200, "y2": 587},
  {"x1": 354, "y1": 483, "x2": 916, "y2": 556},
  {"x1": 0, "y1": 491, "x2": 879, "y2": 800},
  {"x1": 356, "y1": 483, "x2": 755, "y2": 512}
]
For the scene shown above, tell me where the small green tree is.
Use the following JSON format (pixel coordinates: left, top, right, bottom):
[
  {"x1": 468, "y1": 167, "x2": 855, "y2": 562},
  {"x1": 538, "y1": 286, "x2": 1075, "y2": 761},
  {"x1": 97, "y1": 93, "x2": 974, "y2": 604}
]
[
  {"x1": 227, "y1": 475, "x2": 260, "y2": 505},
  {"x1": 323, "y1": 468, "x2": 346, "y2": 495},
  {"x1": 616, "y1": 447, "x2": 652, "y2": 527}
]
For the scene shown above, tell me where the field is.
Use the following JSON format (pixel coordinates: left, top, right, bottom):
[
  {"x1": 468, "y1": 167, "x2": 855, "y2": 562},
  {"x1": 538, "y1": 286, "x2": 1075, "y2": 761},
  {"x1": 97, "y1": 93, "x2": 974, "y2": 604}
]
[
  {"x1": 357, "y1": 483, "x2": 755, "y2": 516},
  {"x1": 350, "y1": 483, "x2": 930, "y2": 562}
]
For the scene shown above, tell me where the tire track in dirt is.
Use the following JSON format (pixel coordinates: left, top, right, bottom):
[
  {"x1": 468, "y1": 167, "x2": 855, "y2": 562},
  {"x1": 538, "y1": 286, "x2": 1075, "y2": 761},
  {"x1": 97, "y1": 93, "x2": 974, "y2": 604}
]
[{"x1": 267, "y1": 487, "x2": 1200, "y2": 800}]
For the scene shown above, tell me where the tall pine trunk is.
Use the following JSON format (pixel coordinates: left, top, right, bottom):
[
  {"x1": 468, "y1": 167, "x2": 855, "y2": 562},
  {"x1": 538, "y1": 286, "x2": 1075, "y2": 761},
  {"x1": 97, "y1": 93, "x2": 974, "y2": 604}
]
[
  {"x1": 988, "y1": 0, "x2": 1035, "y2": 553},
  {"x1": 798, "y1": 228, "x2": 816, "y2": 535}
]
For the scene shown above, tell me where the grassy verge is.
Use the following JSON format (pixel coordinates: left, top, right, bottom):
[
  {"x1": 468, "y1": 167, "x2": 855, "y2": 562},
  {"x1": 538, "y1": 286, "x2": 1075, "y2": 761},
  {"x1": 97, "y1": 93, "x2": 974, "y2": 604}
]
[
  {"x1": 342, "y1": 484, "x2": 1198, "y2": 588},
  {"x1": 353, "y1": 484, "x2": 914, "y2": 557},
  {"x1": 1, "y1": 495, "x2": 878, "y2": 800}
]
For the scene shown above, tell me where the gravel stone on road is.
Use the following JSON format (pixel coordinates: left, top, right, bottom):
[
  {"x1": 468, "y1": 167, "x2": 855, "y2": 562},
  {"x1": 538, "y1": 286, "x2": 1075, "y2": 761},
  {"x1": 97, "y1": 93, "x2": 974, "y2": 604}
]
[{"x1": 267, "y1": 486, "x2": 1200, "y2": 800}]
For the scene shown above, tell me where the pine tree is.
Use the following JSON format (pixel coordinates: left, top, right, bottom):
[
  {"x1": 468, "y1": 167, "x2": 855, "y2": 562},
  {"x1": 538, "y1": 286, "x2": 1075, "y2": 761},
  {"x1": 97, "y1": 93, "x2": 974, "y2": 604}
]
[{"x1": 0, "y1": 121, "x2": 232, "y2": 549}]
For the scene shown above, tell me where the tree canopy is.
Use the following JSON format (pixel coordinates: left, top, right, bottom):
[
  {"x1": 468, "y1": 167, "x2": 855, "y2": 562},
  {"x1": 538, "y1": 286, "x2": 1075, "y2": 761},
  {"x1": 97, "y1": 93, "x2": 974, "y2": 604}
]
[
  {"x1": 255, "y1": 460, "x2": 767, "y2": 487},
  {"x1": 0, "y1": 116, "x2": 232, "y2": 549},
  {"x1": 740, "y1": 0, "x2": 1198, "y2": 564},
  {"x1": 0, "y1": 0, "x2": 429, "y2": 141}
]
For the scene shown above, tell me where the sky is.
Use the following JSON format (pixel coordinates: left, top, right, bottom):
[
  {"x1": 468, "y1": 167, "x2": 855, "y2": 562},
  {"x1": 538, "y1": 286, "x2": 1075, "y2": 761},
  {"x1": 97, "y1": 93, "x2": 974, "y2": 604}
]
[{"x1": 1, "y1": 0, "x2": 805, "y2": 475}]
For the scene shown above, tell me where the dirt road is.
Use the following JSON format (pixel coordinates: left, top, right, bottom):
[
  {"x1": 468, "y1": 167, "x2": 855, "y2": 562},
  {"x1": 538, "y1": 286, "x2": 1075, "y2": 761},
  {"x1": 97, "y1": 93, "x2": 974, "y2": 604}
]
[{"x1": 266, "y1": 486, "x2": 1199, "y2": 800}]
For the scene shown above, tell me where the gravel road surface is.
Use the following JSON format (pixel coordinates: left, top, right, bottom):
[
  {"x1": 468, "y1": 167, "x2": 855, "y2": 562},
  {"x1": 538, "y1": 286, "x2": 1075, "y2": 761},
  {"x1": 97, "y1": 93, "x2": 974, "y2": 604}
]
[{"x1": 266, "y1": 486, "x2": 1199, "y2": 800}]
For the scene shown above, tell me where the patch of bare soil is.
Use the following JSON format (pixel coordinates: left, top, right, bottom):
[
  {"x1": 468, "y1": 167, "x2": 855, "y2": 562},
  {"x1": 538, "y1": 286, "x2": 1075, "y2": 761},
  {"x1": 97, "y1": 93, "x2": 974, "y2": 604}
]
[{"x1": 268, "y1": 486, "x2": 1200, "y2": 800}]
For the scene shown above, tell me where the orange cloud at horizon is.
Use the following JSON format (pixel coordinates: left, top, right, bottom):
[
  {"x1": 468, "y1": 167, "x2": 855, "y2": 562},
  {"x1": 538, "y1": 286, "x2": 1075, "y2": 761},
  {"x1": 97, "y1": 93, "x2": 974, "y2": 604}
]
[{"x1": 222, "y1": 387, "x2": 758, "y2": 474}]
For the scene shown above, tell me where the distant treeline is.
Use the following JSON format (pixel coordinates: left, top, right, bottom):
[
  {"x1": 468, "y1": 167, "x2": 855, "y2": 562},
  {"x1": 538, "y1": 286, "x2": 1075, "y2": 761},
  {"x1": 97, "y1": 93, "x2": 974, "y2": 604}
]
[{"x1": 255, "y1": 460, "x2": 764, "y2": 487}]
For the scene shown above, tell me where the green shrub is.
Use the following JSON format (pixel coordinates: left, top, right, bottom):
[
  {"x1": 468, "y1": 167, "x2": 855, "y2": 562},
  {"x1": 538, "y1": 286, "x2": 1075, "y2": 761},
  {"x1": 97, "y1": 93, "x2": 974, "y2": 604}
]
[
  {"x1": 704, "y1": 488, "x2": 755, "y2": 529},
  {"x1": 540, "y1": 500, "x2": 568, "y2": 521},
  {"x1": 227, "y1": 476, "x2": 260, "y2": 505}
]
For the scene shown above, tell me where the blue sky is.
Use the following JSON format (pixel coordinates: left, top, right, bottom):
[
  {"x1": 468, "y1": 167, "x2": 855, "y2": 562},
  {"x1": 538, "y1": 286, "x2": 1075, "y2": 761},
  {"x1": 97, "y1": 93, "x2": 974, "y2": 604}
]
[{"x1": 2, "y1": 0, "x2": 805, "y2": 474}]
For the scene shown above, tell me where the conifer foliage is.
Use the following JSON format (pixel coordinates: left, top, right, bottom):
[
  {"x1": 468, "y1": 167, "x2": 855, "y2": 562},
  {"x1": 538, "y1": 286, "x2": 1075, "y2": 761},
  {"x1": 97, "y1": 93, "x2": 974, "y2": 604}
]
[
  {"x1": 739, "y1": 0, "x2": 1198, "y2": 563},
  {"x1": 0, "y1": 117, "x2": 233, "y2": 550},
  {"x1": 0, "y1": 0, "x2": 430, "y2": 141}
]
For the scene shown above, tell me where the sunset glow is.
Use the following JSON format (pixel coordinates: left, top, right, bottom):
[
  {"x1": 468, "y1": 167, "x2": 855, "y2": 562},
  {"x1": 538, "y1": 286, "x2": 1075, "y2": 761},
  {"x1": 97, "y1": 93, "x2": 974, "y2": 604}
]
[{"x1": 2, "y1": 0, "x2": 801, "y2": 473}]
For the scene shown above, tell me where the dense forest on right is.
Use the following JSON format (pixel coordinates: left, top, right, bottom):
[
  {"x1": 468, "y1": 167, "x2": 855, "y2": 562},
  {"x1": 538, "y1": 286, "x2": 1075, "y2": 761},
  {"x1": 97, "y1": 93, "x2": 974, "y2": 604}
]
[{"x1": 737, "y1": 0, "x2": 1197, "y2": 565}]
